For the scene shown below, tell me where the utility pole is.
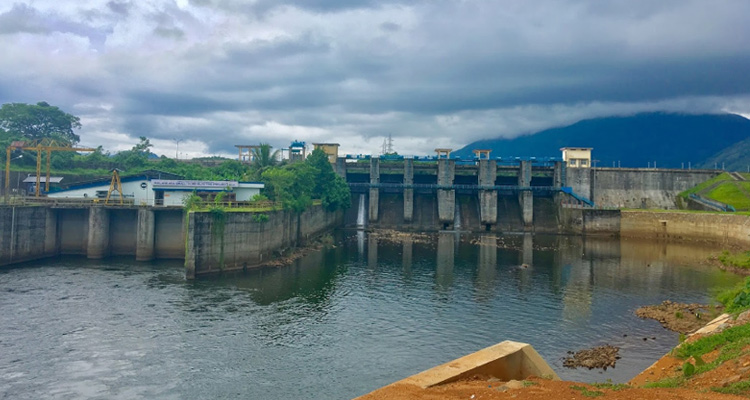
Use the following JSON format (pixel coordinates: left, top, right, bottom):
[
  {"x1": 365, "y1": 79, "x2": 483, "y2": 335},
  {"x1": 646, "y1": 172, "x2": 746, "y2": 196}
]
[{"x1": 174, "y1": 138, "x2": 183, "y2": 160}]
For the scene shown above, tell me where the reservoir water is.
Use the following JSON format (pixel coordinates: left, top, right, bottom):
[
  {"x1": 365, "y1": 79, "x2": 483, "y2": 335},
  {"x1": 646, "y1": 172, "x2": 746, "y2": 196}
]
[{"x1": 0, "y1": 232, "x2": 741, "y2": 399}]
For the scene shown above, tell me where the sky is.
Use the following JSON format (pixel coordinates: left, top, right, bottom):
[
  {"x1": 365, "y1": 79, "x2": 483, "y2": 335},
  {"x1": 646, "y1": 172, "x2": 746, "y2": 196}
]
[{"x1": 1, "y1": 0, "x2": 750, "y2": 158}]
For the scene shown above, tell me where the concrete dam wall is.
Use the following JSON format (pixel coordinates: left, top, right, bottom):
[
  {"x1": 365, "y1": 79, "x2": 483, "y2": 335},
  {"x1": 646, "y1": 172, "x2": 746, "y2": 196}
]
[
  {"x1": 0, "y1": 206, "x2": 185, "y2": 267},
  {"x1": 561, "y1": 207, "x2": 750, "y2": 246},
  {"x1": 567, "y1": 168, "x2": 719, "y2": 209},
  {"x1": 185, "y1": 205, "x2": 343, "y2": 278},
  {"x1": 620, "y1": 210, "x2": 750, "y2": 246},
  {"x1": 345, "y1": 191, "x2": 561, "y2": 232}
]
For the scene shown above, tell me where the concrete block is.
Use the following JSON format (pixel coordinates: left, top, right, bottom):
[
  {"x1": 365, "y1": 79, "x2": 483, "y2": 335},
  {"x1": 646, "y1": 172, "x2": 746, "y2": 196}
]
[
  {"x1": 479, "y1": 190, "x2": 497, "y2": 225},
  {"x1": 403, "y1": 188, "x2": 414, "y2": 222},
  {"x1": 87, "y1": 207, "x2": 110, "y2": 259},
  {"x1": 437, "y1": 159, "x2": 455, "y2": 186},
  {"x1": 519, "y1": 192, "x2": 533, "y2": 227},
  {"x1": 478, "y1": 159, "x2": 497, "y2": 186},
  {"x1": 359, "y1": 341, "x2": 559, "y2": 395},
  {"x1": 369, "y1": 188, "x2": 379, "y2": 222},
  {"x1": 437, "y1": 189, "x2": 455, "y2": 224},
  {"x1": 136, "y1": 208, "x2": 155, "y2": 261}
]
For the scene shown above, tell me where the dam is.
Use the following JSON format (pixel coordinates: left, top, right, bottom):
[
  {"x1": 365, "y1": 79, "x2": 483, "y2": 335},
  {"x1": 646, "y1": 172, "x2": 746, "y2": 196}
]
[
  {"x1": 0, "y1": 160, "x2": 724, "y2": 274},
  {"x1": 337, "y1": 155, "x2": 718, "y2": 231}
]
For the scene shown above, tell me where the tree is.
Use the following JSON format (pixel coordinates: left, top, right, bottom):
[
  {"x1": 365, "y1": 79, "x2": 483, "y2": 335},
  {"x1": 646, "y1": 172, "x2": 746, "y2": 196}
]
[
  {"x1": 0, "y1": 101, "x2": 81, "y2": 144},
  {"x1": 251, "y1": 143, "x2": 280, "y2": 169},
  {"x1": 305, "y1": 148, "x2": 350, "y2": 211},
  {"x1": 246, "y1": 143, "x2": 280, "y2": 180},
  {"x1": 132, "y1": 136, "x2": 152, "y2": 153}
]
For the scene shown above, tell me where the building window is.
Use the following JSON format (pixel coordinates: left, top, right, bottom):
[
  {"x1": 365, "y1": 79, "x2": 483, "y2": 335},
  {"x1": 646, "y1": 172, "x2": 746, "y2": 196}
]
[
  {"x1": 581, "y1": 159, "x2": 589, "y2": 167},
  {"x1": 569, "y1": 160, "x2": 577, "y2": 167}
]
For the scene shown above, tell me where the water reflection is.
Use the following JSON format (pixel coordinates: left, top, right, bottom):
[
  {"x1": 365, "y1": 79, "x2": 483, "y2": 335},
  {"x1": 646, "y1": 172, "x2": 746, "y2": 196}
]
[
  {"x1": 435, "y1": 233, "x2": 455, "y2": 292},
  {"x1": 475, "y1": 235, "x2": 497, "y2": 302},
  {"x1": 2, "y1": 232, "x2": 743, "y2": 400}
]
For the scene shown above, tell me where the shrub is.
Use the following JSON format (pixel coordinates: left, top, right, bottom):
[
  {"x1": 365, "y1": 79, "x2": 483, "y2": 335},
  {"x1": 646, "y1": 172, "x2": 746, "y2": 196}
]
[{"x1": 717, "y1": 277, "x2": 750, "y2": 313}]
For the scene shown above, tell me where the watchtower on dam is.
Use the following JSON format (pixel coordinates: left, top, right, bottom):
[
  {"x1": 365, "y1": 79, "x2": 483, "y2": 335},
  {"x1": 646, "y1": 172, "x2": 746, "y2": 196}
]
[{"x1": 338, "y1": 152, "x2": 566, "y2": 231}]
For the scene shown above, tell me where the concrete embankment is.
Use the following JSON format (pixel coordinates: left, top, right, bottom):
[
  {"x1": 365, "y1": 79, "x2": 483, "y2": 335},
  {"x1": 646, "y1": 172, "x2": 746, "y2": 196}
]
[
  {"x1": 620, "y1": 210, "x2": 750, "y2": 246},
  {"x1": 0, "y1": 205, "x2": 185, "y2": 267},
  {"x1": 0, "y1": 206, "x2": 57, "y2": 266},
  {"x1": 567, "y1": 168, "x2": 719, "y2": 209},
  {"x1": 560, "y1": 208, "x2": 750, "y2": 246},
  {"x1": 184, "y1": 205, "x2": 342, "y2": 278}
]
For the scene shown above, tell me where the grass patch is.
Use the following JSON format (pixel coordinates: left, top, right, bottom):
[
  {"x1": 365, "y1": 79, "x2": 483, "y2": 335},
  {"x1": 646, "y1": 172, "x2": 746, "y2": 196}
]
[
  {"x1": 591, "y1": 382, "x2": 629, "y2": 391},
  {"x1": 717, "y1": 277, "x2": 750, "y2": 312},
  {"x1": 675, "y1": 323, "x2": 750, "y2": 359},
  {"x1": 718, "y1": 250, "x2": 750, "y2": 270},
  {"x1": 669, "y1": 323, "x2": 750, "y2": 376},
  {"x1": 679, "y1": 172, "x2": 733, "y2": 199},
  {"x1": 706, "y1": 182, "x2": 750, "y2": 210},
  {"x1": 642, "y1": 376, "x2": 684, "y2": 388},
  {"x1": 620, "y1": 208, "x2": 750, "y2": 215},
  {"x1": 522, "y1": 380, "x2": 537, "y2": 387},
  {"x1": 712, "y1": 379, "x2": 750, "y2": 395},
  {"x1": 570, "y1": 385, "x2": 604, "y2": 397}
]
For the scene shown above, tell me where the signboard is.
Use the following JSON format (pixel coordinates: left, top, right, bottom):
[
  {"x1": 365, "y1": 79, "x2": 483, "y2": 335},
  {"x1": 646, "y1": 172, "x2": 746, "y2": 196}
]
[{"x1": 151, "y1": 180, "x2": 238, "y2": 189}]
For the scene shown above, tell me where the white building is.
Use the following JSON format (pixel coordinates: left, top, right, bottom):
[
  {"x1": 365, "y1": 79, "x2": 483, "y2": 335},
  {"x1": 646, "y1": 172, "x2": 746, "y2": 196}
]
[{"x1": 48, "y1": 175, "x2": 264, "y2": 206}]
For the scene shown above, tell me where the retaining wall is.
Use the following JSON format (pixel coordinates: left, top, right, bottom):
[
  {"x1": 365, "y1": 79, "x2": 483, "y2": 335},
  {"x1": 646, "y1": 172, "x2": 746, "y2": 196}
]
[
  {"x1": 620, "y1": 210, "x2": 750, "y2": 246},
  {"x1": 567, "y1": 168, "x2": 718, "y2": 209},
  {"x1": 0, "y1": 207, "x2": 58, "y2": 266},
  {"x1": 185, "y1": 205, "x2": 343, "y2": 278}
]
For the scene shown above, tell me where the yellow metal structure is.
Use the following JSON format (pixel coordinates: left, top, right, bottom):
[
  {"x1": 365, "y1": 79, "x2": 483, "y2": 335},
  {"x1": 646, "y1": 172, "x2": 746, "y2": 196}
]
[
  {"x1": 105, "y1": 169, "x2": 124, "y2": 205},
  {"x1": 5, "y1": 139, "x2": 96, "y2": 196}
]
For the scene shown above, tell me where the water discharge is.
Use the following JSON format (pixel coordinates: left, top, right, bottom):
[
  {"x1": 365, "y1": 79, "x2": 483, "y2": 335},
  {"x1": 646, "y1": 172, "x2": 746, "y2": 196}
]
[
  {"x1": 453, "y1": 196, "x2": 461, "y2": 230},
  {"x1": 356, "y1": 193, "x2": 366, "y2": 229},
  {"x1": 0, "y1": 233, "x2": 740, "y2": 400}
]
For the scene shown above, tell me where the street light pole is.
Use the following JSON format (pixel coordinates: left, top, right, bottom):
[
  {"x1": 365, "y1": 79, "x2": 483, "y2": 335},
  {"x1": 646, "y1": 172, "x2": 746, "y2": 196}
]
[{"x1": 174, "y1": 138, "x2": 183, "y2": 160}]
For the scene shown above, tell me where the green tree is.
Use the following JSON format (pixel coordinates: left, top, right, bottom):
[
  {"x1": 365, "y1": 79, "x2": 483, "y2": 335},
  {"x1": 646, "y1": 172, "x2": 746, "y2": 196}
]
[
  {"x1": 305, "y1": 148, "x2": 350, "y2": 211},
  {"x1": 111, "y1": 136, "x2": 154, "y2": 170},
  {"x1": 246, "y1": 143, "x2": 280, "y2": 180},
  {"x1": 322, "y1": 174, "x2": 351, "y2": 211},
  {"x1": 0, "y1": 101, "x2": 81, "y2": 144},
  {"x1": 132, "y1": 136, "x2": 152, "y2": 152},
  {"x1": 214, "y1": 160, "x2": 248, "y2": 180}
]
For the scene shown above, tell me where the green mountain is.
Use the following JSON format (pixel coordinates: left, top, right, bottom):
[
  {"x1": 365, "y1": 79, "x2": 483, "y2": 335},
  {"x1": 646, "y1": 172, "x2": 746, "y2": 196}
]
[{"x1": 453, "y1": 113, "x2": 750, "y2": 169}]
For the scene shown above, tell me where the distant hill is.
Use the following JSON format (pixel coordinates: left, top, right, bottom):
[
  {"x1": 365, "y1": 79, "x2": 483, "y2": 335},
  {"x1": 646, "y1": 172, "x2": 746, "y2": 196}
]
[{"x1": 453, "y1": 113, "x2": 750, "y2": 169}]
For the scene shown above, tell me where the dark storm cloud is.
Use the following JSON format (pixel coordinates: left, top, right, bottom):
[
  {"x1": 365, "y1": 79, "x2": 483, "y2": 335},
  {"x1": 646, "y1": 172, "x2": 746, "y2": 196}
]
[
  {"x1": 122, "y1": 91, "x2": 238, "y2": 116},
  {"x1": 0, "y1": 3, "x2": 49, "y2": 34},
  {"x1": 106, "y1": 1, "x2": 131, "y2": 16},
  {"x1": 3, "y1": 0, "x2": 750, "y2": 156}
]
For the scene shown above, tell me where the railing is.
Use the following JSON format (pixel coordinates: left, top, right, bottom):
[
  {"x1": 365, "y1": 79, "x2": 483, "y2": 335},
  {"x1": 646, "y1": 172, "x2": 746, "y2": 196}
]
[
  {"x1": 348, "y1": 182, "x2": 560, "y2": 192},
  {"x1": 560, "y1": 187, "x2": 595, "y2": 207},
  {"x1": 688, "y1": 193, "x2": 736, "y2": 212},
  {"x1": 0, "y1": 196, "x2": 136, "y2": 207}
]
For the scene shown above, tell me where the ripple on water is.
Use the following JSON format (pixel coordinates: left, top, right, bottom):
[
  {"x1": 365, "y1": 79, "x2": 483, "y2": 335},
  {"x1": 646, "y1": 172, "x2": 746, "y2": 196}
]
[{"x1": 0, "y1": 235, "x2": 742, "y2": 399}]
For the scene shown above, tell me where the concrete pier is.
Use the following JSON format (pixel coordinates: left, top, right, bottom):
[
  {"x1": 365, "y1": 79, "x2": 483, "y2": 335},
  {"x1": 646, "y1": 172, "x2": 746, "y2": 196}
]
[
  {"x1": 44, "y1": 208, "x2": 58, "y2": 256},
  {"x1": 369, "y1": 158, "x2": 379, "y2": 222},
  {"x1": 136, "y1": 209, "x2": 155, "y2": 261},
  {"x1": 404, "y1": 158, "x2": 414, "y2": 222},
  {"x1": 522, "y1": 233, "x2": 533, "y2": 266},
  {"x1": 478, "y1": 159, "x2": 498, "y2": 226},
  {"x1": 87, "y1": 207, "x2": 110, "y2": 259},
  {"x1": 437, "y1": 159, "x2": 455, "y2": 225},
  {"x1": 518, "y1": 160, "x2": 533, "y2": 227},
  {"x1": 335, "y1": 157, "x2": 347, "y2": 178},
  {"x1": 553, "y1": 161, "x2": 563, "y2": 188}
]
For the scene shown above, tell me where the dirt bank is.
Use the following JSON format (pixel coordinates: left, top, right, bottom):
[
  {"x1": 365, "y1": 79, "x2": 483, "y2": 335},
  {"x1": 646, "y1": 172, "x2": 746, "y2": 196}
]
[{"x1": 356, "y1": 376, "x2": 747, "y2": 399}]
